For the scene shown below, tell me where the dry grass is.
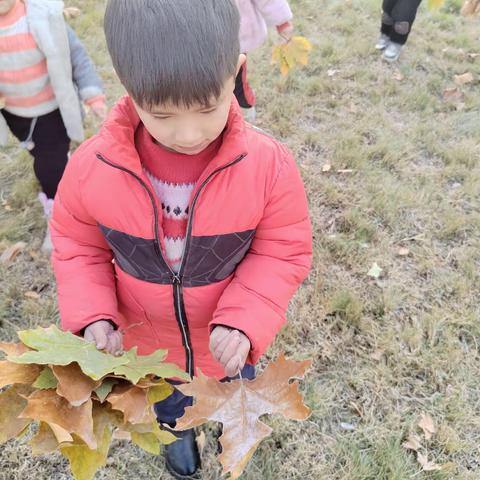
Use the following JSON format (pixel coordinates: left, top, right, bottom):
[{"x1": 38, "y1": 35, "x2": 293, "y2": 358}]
[{"x1": 1, "y1": 0, "x2": 480, "y2": 478}]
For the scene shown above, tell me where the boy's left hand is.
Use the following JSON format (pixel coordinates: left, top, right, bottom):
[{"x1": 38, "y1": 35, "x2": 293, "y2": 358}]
[{"x1": 210, "y1": 326, "x2": 251, "y2": 378}]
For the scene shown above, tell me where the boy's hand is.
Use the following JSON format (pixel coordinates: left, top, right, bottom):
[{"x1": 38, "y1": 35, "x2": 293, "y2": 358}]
[
  {"x1": 84, "y1": 320, "x2": 123, "y2": 355},
  {"x1": 210, "y1": 326, "x2": 251, "y2": 378}
]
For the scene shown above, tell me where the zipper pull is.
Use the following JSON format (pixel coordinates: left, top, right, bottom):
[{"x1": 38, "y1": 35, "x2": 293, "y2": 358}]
[{"x1": 172, "y1": 274, "x2": 181, "y2": 285}]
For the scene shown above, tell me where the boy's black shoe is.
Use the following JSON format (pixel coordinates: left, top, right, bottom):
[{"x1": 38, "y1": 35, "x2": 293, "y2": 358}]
[{"x1": 165, "y1": 429, "x2": 201, "y2": 479}]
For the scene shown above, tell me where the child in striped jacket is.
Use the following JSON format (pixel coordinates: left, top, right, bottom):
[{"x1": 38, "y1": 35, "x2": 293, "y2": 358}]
[{"x1": 0, "y1": 0, "x2": 105, "y2": 252}]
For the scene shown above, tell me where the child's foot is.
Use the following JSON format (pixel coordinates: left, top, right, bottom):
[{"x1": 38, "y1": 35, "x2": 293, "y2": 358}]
[
  {"x1": 164, "y1": 428, "x2": 201, "y2": 479},
  {"x1": 383, "y1": 42, "x2": 403, "y2": 62},
  {"x1": 241, "y1": 106, "x2": 256, "y2": 123},
  {"x1": 375, "y1": 33, "x2": 390, "y2": 50},
  {"x1": 38, "y1": 192, "x2": 54, "y2": 254}
]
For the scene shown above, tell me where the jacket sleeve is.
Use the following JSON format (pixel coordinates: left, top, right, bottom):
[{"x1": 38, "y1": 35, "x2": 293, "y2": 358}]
[
  {"x1": 210, "y1": 148, "x2": 312, "y2": 363},
  {"x1": 251, "y1": 0, "x2": 293, "y2": 27},
  {"x1": 51, "y1": 149, "x2": 117, "y2": 334},
  {"x1": 66, "y1": 25, "x2": 104, "y2": 102}
]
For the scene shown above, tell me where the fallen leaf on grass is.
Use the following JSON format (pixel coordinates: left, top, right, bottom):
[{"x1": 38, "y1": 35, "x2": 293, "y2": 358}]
[
  {"x1": 419, "y1": 413, "x2": 435, "y2": 440},
  {"x1": 454, "y1": 72, "x2": 474, "y2": 85},
  {"x1": 402, "y1": 433, "x2": 422, "y2": 451},
  {"x1": 397, "y1": 247, "x2": 410, "y2": 257},
  {"x1": 393, "y1": 69, "x2": 405, "y2": 81},
  {"x1": 0, "y1": 242, "x2": 27, "y2": 264},
  {"x1": 24, "y1": 291, "x2": 40, "y2": 299},
  {"x1": 0, "y1": 342, "x2": 30, "y2": 357},
  {"x1": 442, "y1": 87, "x2": 464, "y2": 103},
  {"x1": 322, "y1": 164, "x2": 332, "y2": 172},
  {"x1": 417, "y1": 452, "x2": 453, "y2": 471},
  {"x1": 175, "y1": 354, "x2": 311, "y2": 479},
  {"x1": 63, "y1": 7, "x2": 81, "y2": 18},
  {"x1": 367, "y1": 262, "x2": 383, "y2": 279}
]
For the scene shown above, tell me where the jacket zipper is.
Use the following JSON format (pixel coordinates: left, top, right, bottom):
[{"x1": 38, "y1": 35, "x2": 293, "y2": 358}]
[{"x1": 96, "y1": 152, "x2": 247, "y2": 377}]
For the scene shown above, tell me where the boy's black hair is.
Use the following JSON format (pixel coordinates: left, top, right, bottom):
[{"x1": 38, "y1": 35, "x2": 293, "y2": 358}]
[{"x1": 104, "y1": 0, "x2": 240, "y2": 109}]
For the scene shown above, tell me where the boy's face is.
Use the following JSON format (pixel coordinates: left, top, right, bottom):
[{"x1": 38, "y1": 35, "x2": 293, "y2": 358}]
[
  {"x1": 0, "y1": 0, "x2": 16, "y2": 15},
  {"x1": 132, "y1": 56, "x2": 245, "y2": 156}
]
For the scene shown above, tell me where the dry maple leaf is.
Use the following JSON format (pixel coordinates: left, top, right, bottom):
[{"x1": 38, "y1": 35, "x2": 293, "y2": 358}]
[
  {"x1": 107, "y1": 384, "x2": 156, "y2": 425},
  {"x1": 0, "y1": 360, "x2": 41, "y2": 388},
  {"x1": 0, "y1": 342, "x2": 30, "y2": 357},
  {"x1": 175, "y1": 354, "x2": 311, "y2": 479},
  {"x1": 19, "y1": 389, "x2": 96, "y2": 449},
  {"x1": 272, "y1": 36, "x2": 313, "y2": 76},
  {"x1": 52, "y1": 363, "x2": 101, "y2": 407},
  {"x1": 418, "y1": 413, "x2": 435, "y2": 440}
]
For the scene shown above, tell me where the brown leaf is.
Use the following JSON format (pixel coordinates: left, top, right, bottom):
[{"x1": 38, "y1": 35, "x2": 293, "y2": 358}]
[
  {"x1": 402, "y1": 433, "x2": 422, "y2": 452},
  {"x1": 0, "y1": 241, "x2": 27, "y2": 264},
  {"x1": 30, "y1": 422, "x2": 60, "y2": 455},
  {"x1": 107, "y1": 385, "x2": 155, "y2": 425},
  {"x1": 0, "y1": 360, "x2": 41, "y2": 388},
  {"x1": 393, "y1": 69, "x2": 405, "y2": 81},
  {"x1": 454, "y1": 72, "x2": 474, "y2": 85},
  {"x1": 417, "y1": 452, "x2": 453, "y2": 471},
  {"x1": 52, "y1": 363, "x2": 101, "y2": 407},
  {"x1": 418, "y1": 413, "x2": 435, "y2": 440},
  {"x1": 19, "y1": 389, "x2": 96, "y2": 449},
  {"x1": 442, "y1": 87, "x2": 464, "y2": 103},
  {"x1": 0, "y1": 385, "x2": 33, "y2": 443},
  {"x1": 397, "y1": 247, "x2": 410, "y2": 257},
  {"x1": 63, "y1": 6, "x2": 81, "y2": 18},
  {"x1": 24, "y1": 291, "x2": 40, "y2": 299},
  {"x1": 49, "y1": 422, "x2": 74, "y2": 443},
  {"x1": 0, "y1": 342, "x2": 30, "y2": 357},
  {"x1": 175, "y1": 354, "x2": 311, "y2": 479}
]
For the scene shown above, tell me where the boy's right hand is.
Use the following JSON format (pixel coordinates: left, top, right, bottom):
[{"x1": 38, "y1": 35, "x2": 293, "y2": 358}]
[{"x1": 84, "y1": 320, "x2": 123, "y2": 355}]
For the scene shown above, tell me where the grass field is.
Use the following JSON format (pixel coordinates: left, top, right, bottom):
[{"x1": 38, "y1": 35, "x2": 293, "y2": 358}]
[{"x1": 1, "y1": 0, "x2": 479, "y2": 478}]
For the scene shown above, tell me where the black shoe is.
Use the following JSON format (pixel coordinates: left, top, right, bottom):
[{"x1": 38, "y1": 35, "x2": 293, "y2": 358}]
[{"x1": 165, "y1": 429, "x2": 201, "y2": 479}]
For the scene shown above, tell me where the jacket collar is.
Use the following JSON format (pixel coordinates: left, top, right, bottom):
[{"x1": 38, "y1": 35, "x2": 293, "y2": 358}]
[{"x1": 97, "y1": 96, "x2": 248, "y2": 177}]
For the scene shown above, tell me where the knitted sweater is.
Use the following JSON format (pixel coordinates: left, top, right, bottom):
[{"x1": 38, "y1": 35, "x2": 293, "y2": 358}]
[
  {"x1": 0, "y1": 0, "x2": 58, "y2": 116},
  {"x1": 135, "y1": 124, "x2": 221, "y2": 271}
]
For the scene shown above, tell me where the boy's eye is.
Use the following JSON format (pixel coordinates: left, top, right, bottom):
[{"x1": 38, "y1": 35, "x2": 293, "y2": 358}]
[
  {"x1": 201, "y1": 108, "x2": 217, "y2": 114},
  {"x1": 153, "y1": 115, "x2": 171, "y2": 120}
]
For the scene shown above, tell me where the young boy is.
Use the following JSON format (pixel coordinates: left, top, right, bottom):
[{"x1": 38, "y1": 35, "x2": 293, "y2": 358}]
[
  {"x1": 0, "y1": 0, "x2": 106, "y2": 252},
  {"x1": 51, "y1": 0, "x2": 312, "y2": 478}
]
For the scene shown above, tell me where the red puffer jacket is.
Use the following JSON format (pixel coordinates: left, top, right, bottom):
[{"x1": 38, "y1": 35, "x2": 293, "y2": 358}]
[{"x1": 51, "y1": 96, "x2": 312, "y2": 379}]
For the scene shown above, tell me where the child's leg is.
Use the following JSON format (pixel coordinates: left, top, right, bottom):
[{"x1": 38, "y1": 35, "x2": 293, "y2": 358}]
[
  {"x1": 3, "y1": 109, "x2": 70, "y2": 199},
  {"x1": 389, "y1": 0, "x2": 423, "y2": 45},
  {"x1": 381, "y1": 0, "x2": 398, "y2": 37}
]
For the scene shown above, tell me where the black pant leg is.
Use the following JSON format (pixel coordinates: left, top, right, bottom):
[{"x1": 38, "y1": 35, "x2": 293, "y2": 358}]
[
  {"x1": 2, "y1": 109, "x2": 70, "y2": 199},
  {"x1": 381, "y1": 0, "x2": 398, "y2": 36},
  {"x1": 390, "y1": 0, "x2": 423, "y2": 44}
]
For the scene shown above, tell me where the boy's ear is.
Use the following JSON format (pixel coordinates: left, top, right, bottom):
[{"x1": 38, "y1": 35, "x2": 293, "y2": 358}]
[{"x1": 236, "y1": 54, "x2": 247, "y2": 76}]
